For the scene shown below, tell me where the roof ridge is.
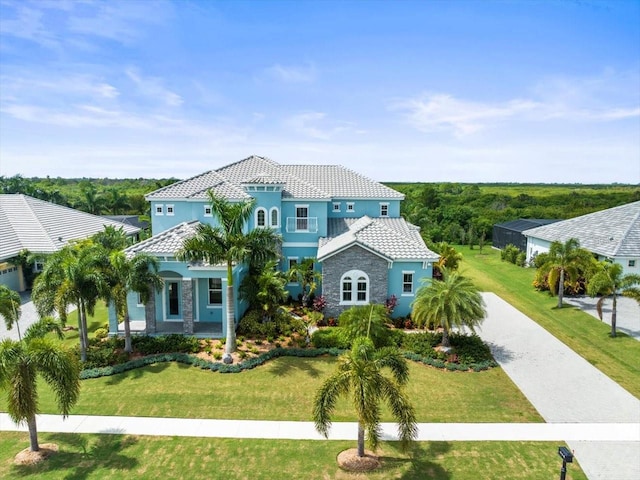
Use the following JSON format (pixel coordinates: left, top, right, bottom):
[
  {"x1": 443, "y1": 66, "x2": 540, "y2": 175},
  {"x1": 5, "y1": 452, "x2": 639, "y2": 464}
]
[
  {"x1": 612, "y1": 204, "x2": 640, "y2": 256},
  {"x1": 7, "y1": 195, "x2": 55, "y2": 251},
  {"x1": 367, "y1": 216, "x2": 428, "y2": 251},
  {"x1": 125, "y1": 220, "x2": 198, "y2": 255},
  {"x1": 146, "y1": 170, "x2": 217, "y2": 198}
]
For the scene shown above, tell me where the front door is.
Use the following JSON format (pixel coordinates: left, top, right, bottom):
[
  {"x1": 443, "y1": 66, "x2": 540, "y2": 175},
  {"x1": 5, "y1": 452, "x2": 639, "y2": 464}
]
[{"x1": 166, "y1": 281, "x2": 181, "y2": 320}]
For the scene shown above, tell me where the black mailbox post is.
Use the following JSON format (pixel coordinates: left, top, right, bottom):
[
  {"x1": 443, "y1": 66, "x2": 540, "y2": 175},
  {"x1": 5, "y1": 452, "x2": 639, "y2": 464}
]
[{"x1": 558, "y1": 446, "x2": 573, "y2": 480}]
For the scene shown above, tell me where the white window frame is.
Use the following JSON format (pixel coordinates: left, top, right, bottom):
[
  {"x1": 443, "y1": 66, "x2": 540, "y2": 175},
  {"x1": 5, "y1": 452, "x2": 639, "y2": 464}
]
[
  {"x1": 340, "y1": 269, "x2": 369, "y2": 305},
  {"x1": 346, "y1": 202, "x2": 355, "y2": 212},
  {"x1": 402, "y1": 271, "x2": 415, "y2": 296},
  {"x1": 166, "y1": 204, "x2": 175, "y2": 216},
  {"x1": 295, "y1": 204, "x2": 309, "y2": 231},
  {"x1": 155, "y1": 204, "x2": 164, "y2": 216},
  {"x1": 380, "y1": 202, "x2": 389, "y2": 217},
  {"x1": 269, "y1": 207, "x2": 280, "y2": 227},
  {"x1": 629, "y1": 260, "x2": 637, "y2": 267},
  {"x1": 333, "y1": 202, "x2": 341, "y2": 212},
  {"x1": 255, "y1": 207, "x2": 267, "y2": 227},
  {"x1": 204, "y1": 205, "x2": 212, "y2": 217},
  {"x1": 208, "y1": 278, "x2": 223, "y2": 306}
]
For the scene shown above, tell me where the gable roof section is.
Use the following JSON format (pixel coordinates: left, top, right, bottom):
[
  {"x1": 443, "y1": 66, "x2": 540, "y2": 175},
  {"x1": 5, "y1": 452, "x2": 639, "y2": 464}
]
[
  {"x1": 123, "y1": 221, "x2": 199, "y2": 258},
  {"x1": 145, "y1": 155, "x2": 404, "y2": 201},
  {"x1": 0, "y1": 194, "x2": 140, "y2": 261},
  {"x1": 522, "y1": 201, "x2": 640, "y2": 258},
  {"x1": 318, "y1": 216, "x2": 439, "y2": 262}
]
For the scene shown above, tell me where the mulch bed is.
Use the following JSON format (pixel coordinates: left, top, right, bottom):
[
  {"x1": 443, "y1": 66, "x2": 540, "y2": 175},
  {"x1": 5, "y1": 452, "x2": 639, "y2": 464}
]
[
  {"x1": 14, "y1": 443, "x2": 58, "y2": 465},
  {"x1": 337, "y1": 448, "x2": 381, "y2": 472}
]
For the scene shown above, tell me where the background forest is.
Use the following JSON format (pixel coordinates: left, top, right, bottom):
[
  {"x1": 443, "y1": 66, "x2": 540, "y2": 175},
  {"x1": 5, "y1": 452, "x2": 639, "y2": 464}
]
[{"x1": 2, "y1": 175, "x2": 638, "y2": 245}]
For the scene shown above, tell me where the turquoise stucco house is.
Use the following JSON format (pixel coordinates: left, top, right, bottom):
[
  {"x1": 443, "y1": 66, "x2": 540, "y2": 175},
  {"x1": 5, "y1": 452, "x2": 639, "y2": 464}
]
[{"x1": 109, "y1": 156, "x2": 438, "y2": 338}]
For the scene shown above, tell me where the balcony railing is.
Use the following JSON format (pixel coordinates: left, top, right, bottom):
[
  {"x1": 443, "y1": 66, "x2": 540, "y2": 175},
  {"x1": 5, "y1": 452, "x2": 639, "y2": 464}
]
[{"x1": 286, "y1": 216, "x2": 318, "y2": 233}]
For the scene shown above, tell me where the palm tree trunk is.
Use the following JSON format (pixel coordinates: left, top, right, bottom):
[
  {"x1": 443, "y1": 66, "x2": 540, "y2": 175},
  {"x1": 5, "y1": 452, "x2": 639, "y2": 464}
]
[
  {"x1": 611, "y1": 294, "x2": 617, "y2": 338},
  {"x1": 357, "y1": 422, "x2": 365, "y2": 457},
  {"x1": 27, "y1": 414, "x2": 39, "y2": 451},
  {"x1": 441, "y1": 326, "x2": 451, "y2": 348},
  {"x1": 77, "y1": 302, "x2": 87, "y2": 363},
  {"x1": 557, "y1": 268, "x2": 565, "y2": 308},
  {"x1": 225, "y1": 284, "x2": 236, "y2": 356},
  {"x1": 124, "y1": 311, "x2": 132, "y2": 353}
]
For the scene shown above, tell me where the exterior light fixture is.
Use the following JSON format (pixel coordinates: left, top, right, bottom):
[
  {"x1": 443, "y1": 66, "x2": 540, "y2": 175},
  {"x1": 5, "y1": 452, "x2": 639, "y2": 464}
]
[{"x1": 558, "y1": 446, "x2": 573, "y2": 480}]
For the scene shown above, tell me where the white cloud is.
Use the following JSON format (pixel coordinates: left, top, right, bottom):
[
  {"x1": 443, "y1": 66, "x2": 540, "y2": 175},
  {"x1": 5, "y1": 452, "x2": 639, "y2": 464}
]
[
  {"x1": 125, "y1": 68, "x2": 183, "y2": 107},
  {"x1": 264, "y1": 63, "x2": 316, "y2": 83},
  {"x1": 285, "y1": 112, "x2": 356, "y2": 140}
]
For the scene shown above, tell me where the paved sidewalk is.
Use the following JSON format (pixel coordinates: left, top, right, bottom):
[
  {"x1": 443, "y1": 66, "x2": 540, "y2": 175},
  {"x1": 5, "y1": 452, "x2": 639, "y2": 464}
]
[
  {"x1": 477, "y1": 293, "x2": 640, "y2": 480},
  {"x1": 2, "y1": 413, "x2": 638, "y2": 442}
]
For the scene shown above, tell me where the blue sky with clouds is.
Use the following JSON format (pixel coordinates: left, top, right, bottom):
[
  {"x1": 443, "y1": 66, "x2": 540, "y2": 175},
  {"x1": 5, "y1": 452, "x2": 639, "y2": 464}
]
[{"x1": 0, "y1": 0, "x2": 638, "y2": 183}]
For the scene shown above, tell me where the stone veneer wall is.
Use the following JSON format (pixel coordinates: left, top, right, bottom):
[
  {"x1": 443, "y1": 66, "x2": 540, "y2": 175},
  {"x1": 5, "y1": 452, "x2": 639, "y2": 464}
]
[
  {"x1": 182, "y1": 279, "x2": 194, "y2": 334},
  {"x1": 322, "y1": 245, "x2": 388, "y2": 319}
]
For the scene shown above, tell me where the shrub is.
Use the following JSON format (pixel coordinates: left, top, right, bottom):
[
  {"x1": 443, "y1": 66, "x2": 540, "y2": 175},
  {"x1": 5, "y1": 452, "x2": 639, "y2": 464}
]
[
  {"x1": 501, "y1": 244, "x2": 522, "y2": 265},
  {"x1": 213, "y1": 351, "x2": 222, "y2": 360},
  {"x1": 402, "y1": 331, "x2": 442, "y2": 356},
  {"x1": 312, "y1": 295, "x2": 326, "y2": 312},
  {"x1": 94, "y1": 328, "x2": 108, "y2": 340},
  {"x1": 516, "y1": 252, "x2": 527, "y2": 267},
  {"x1": 449, "y1": 333, "x2": 494, "y2": 364},
  {"x1": 311, "y1": 328, "x2": 350, "y2": 349},
  {"x1": 132, "y1": 334, "x2": 200, "y2": 355}
]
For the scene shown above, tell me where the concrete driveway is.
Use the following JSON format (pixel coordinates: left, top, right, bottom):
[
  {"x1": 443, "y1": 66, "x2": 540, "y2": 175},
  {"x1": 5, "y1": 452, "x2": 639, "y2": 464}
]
[
  {"x1": 477, "y1": 292, "x2": 640, "y2": 480},
  {"x1": 564, "y1": 295, "x2": 640, "y2": 341}
]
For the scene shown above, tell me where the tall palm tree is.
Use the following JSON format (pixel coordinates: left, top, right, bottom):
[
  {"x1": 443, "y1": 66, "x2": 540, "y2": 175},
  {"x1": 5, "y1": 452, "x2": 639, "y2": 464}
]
[
  {"x1": 313, "y1": 336, "x2": 417, "y2": 458},
  {"x1": 106, "y1": 251, "x2": 163, "y2": 352},
  {"x1": 411, "y1": 267, "x2": 486, "y2": 349},
  {"x1": 538, "y1": 238, "x2": 593, "y2": 308},
  {"x1": 176, "y1": 190, "x2": 281, "y2": 363},
  {"x1": 587, "y1": 262, "x2": 640, "y2": 338},
  {"x1": 0, "y1": 318, "x2": 80, "y2": 452},
  {"x1": 0, "y1": 285, "x2": 22, "y2": 339},
  {"x1": 31, "y1": 241, "x2": 107, "y2": 362}
]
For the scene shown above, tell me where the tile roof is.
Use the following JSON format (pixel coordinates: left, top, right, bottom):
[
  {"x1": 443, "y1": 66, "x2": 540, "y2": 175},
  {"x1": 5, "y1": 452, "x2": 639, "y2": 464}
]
[
  {"x1": 523, "y1": 201, "x2": 640, "y2": 258},
  {"x1": 318, "y1": 216, "x2": 439, "y2": 262},
  {"x1": 0, "y1": 194, "x2": 140, "y2": 261},
  {"x1": 145, "y1": 155, "x2": 404, "y2": 201},
  {"x1": 123, "y1": 221, "x2": 200, "y2": 258}
]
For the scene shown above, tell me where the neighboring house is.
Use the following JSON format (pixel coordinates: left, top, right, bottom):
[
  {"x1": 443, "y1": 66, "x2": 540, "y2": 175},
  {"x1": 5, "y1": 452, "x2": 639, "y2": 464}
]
[
  {"x1": 0, "y1": 194, "x2": 140, "y2": 292},
  {"x1": 110, "y1": 155, "x2": 439, "y2": 337},
  {"x1": 523, "y1": 201, "x2": 640, "y2": 274},
  {"x1": 492, "y1": 219, "x2": 559, "y2": 252}
]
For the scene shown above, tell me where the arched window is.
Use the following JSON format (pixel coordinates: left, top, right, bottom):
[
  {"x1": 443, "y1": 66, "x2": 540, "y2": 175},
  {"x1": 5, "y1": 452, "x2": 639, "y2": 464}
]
[
  {"x1": 340, "y1": 270, "x2": 369, "y2": 305},
  {"x1": 255, "y1": 208, "x2": 266, "y2": 227},
  {"x1": 270, "y1": 207, "x2": 279, "y2": 227}
]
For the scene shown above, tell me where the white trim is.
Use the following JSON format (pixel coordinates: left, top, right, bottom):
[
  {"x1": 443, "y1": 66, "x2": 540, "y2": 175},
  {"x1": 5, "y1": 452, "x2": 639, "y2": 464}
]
[
  {"x1": 203, "y1": 205, "x2": 212, "y2": 217},
  {"x1": 155, "y1": 204, "x2": 164, "y2": 216},
  {"x1": 282, "y1": 242, "x2": 319, "y2": 248},
  {"x1": 332, "y1": 202, "x2": 341, "y2": 212},
  {"x1": 402, "y1": 270, "x2": 415, "y2": 296},
  {"x1": 255, "y1": 207, "x2": 267, "y2": 227},
  {"x1": 166, "y1": 204, "x2": 175, "y2": 216},
  {"x1": 379, "y1": 202, "x2": 389, "y2": 217},
  {"x1": 318, "y1": 241, "x2": 393, "y2": 263},
  {"x1": 346, "y1": 202, "x2": 355, "y2": 212}
]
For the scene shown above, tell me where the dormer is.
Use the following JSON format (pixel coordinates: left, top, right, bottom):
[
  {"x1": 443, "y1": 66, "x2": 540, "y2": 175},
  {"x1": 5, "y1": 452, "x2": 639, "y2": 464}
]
[{"x1": 241, "y1": 173, "x2": 285, "y2": 230}]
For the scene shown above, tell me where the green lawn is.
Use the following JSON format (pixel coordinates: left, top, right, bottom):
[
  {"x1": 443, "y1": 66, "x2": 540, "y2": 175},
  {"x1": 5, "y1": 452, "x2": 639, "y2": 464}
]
[
  {"x1": 22, "y1": 357, "x2": 541, "y2": 423},
  {"x1": 0, "y1": 432, "x2": 587, "y2": 480},
  {"x1": 458, "y1": 245, "x2": 640, "y2": 398}
]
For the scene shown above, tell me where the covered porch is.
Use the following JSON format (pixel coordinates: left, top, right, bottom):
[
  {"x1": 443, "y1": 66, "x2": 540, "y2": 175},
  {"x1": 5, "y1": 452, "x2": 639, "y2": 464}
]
[{"x1": 116, "y1": 320, "x2": 224, "y2": 339}]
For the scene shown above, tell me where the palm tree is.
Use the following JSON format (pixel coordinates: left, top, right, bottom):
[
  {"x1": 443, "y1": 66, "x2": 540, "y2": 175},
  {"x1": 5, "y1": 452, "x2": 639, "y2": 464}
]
[
  {"x1": 432, "y1": 242, "x2": 463, "y2": 278},
  {"x1": 106, "y1": 251, "x2": 164, "y2": 353},
  {"x1": 31, "y1": 241, "x2": 107, "y2": 362},
  {"x1": 537, "y1": 238, "x2": 593, "y2": 308},
  {"x1": 0, "y1": 285, "x2": 22, "y2": 339},
  {"x1": 240, "y1": 259, "x2": 288, "y2": 322},
  {"x1": 411, "y1": 267, "x2": 486, "y2": 349},
  {"x1": 177, "y1": 190, "x2": 281, "y2": 363},
  {"x1": 286, "y1": 257, "x2": 321, "y2": 306},
  {"x1": 92, "y1": 225, "x2": 129, "y2": 252},
  {"x1": 0, "y1": 318, "x2": 80, "y2": 452},
  {"x1": 313, "y1": 336, "x2": 417, "y2": 458},
  {"x1": 338, "y1": 304, "x2": 391, "y2": 348},
  {"x1": 587, "y1": 262, "x2": 640, "y2": 338}
]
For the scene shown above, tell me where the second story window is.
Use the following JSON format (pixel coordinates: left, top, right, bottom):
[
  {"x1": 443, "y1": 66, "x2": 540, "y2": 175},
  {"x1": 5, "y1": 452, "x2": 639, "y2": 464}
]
[
  {"x1": 296, "y1": 206, "x2": 308, "y2": 230},
  {"x1": 333, "y1": 202, "x2": 341, "y2": 212},
  {"x1": 380, "y1": 203, "x2": 389, "y2": 217},
  {"x1": 166, "y1": 204, "x2": 175, "y2": 216},
  {"x1": 204, "y1": 205, "x2": 212, "y2": 217},
  {"x1": 155, "y1": 204, "x2": 164, "y2": 216},
  {"x1": 256, "y1": 208, "x2": 266, "y2": 227},
  {"x1": 270, "y1": 207, "x2": 279, "y2": 227},
  {"x1": 346, "y1": 202, "x2": 355, "y2": 212}
]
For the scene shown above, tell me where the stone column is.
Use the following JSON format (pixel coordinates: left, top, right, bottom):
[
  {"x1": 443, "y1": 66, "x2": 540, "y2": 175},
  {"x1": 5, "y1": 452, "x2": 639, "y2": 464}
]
[
  {"x1": 145, "y1": 288, "x2": 156, "y2": 334},
  {"x1": 182, "y1": 279, "x2": 194, "y2": 334}
]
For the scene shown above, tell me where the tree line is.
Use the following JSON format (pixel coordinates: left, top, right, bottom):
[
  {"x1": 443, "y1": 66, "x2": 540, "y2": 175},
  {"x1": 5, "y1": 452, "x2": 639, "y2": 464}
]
[{"x1": 386, "y1": 182, "x2": 639, "y2": 246}]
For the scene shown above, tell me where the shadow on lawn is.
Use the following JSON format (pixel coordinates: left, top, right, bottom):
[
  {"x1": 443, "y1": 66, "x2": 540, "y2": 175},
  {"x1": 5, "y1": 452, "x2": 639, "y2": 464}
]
[
  {"x1": 265, "y1": 354, "x2": 326, "y2": 378},
  {"x1": 104, "y1": 360, "x2": 174, "y2": 385},
  {"x1": 11, "y1": 433, "x2": 138, "y2": 480},
  {"x1": 379, "y1": 442, "x2": 451, "y2": 479}
]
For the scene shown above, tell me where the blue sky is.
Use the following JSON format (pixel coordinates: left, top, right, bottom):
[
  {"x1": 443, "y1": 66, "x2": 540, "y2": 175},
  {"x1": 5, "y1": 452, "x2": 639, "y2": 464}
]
[{"x1": 0, "y1": 0, "x2": 638, "y2": 183}]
